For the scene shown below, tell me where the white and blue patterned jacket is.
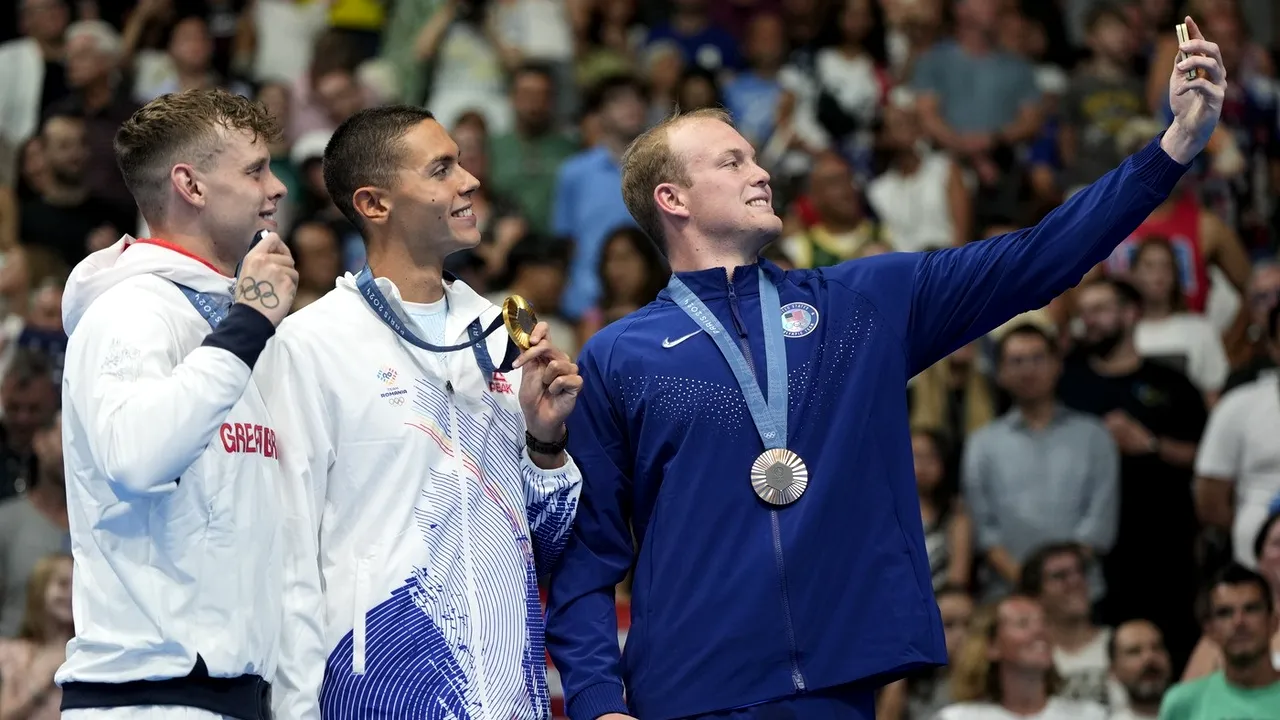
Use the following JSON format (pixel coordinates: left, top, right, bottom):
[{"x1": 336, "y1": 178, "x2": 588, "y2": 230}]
[{"x1": 259, "y1": 272, "x2": 581, "y2": 720}]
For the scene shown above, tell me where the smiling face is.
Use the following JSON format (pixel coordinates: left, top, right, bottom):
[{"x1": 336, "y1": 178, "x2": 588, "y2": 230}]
[
  {"x1": 659, "y1": 117, "x2": 782, "y2": 252},
  {"x1": 372, "y1": 119, "x2": 482, "y2": 256},
  {"x1": 194, "y1": 124, "x2": 287, "y2": 242}
]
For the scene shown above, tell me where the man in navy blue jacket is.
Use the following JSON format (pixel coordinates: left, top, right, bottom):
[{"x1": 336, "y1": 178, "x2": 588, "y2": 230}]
[{"x1": 546, "y1": 17, "x2": 1227, "y2": 720}]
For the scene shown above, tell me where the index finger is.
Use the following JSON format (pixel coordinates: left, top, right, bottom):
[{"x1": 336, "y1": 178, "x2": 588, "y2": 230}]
[{"x1": 528, "y1": 321, "x2": 549, "y2": 347}]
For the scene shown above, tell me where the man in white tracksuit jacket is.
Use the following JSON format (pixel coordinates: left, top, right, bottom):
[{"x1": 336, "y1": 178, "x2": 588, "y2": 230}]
[
  {"x1": 56, "y1": 89, "x2": 297, "y2": 720},
  {"x1": 260, "y1": 106, "x2": 584, "y2": 720}
]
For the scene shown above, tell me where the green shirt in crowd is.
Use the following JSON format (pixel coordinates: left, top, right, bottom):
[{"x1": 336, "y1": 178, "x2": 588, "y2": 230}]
[
  {"x1": 1158, "y1": 670, "x2": 1280, "y2": 720},
  {"x1": 488, "y1": 131, "x2": 578, "y2": 235}
]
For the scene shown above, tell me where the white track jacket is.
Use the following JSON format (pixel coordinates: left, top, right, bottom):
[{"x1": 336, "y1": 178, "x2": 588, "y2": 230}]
[
  {"x1": 259, "y1": 272, "x2": 582, "y2": 720},
  {"x1": 57, "y1": 237, "x2": 282, "y2": 685}
]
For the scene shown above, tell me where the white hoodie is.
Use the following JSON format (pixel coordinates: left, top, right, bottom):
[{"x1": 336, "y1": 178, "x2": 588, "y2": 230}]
[
  {"x1": 259, "y1": 272, "x2": 581, "y2": 720},
  {"x1": 56, "y1": 236, "x2": 282, "y2": 687}
]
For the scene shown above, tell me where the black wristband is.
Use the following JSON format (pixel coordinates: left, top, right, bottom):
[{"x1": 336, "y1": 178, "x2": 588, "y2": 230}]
[{"x1": 526, "y1": 428, "x2": 568, "y2": 455}]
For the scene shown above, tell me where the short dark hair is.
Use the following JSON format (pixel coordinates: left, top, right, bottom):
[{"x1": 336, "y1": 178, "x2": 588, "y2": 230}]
[
  {"x1": 1202, "y1": 563, "x2": 1274, "y2": 619},
  {"x1": 3, "y1": 348, "x2": 54, "y2": 389},
  {"x1": 1084, "y1": 276, "x2": 1143, "y2": 308},
  {"x1": 1085, "y1": 2, "x2": 1127, "y2": 33},
  {"x1": 997, "y1": 323, "x2": 1058, "y2": 364},
  {"x1": 512, "y1": 61, "x2": 556, "y2": 86},
  {"x1": 585, "y1": 73, "x2": 645, "y2": 115},
  {"x1": 1018, "y1": 542, "x2": 1086, "y2": 597},
  {"x1": 322, "y1": 105, "x2": 436, "y2": 233},
  {"x1": 115, "y1": 89, "x2": 281, "y2": 223}
]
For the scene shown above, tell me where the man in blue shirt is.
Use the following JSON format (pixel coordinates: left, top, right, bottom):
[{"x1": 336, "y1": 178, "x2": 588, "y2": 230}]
[{"x1": 546, "y1": 16, "x2": 1228, "y2": 720}]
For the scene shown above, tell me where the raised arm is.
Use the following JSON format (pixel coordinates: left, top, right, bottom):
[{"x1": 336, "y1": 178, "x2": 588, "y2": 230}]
[
  {"x1": 545, "y1": 345, "x2": 636, "y2": 720},
  {"x1": 65, "y1": 285, "x2": 275, "y2": 496},
  {"x1": 257, "y1": 334, "x2": 334, "y2": 720}
]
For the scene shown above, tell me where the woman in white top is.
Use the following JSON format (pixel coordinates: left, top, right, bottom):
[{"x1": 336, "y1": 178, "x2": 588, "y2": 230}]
[
  {"x1": 1129, "y1": 237, "x2": 1230, "y2": 406},
  {"x1": 1182, "y1": 510, "x2": 1280, "y2": 679},
  {"x1": 935, "y1": 595, "x2": 1108, "y2": 720}
]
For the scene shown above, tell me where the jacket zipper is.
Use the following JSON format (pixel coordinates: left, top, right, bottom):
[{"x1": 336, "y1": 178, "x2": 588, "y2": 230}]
[{"x1": 726, "y1": 273, "x2": 807, "y2": 693}]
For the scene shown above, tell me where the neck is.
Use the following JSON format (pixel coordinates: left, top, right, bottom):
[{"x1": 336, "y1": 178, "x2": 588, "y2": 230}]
[
  {"x1": 602, "y1": 134, "x2": 630, "y2": 161},
  {"x1": 894, "y1": 150, "x2": 922, "y2": 173},
  {"x1": 41, "y1": 621, "x2": 74, "y2": 647},
  {"x1": 667, "y1": 235, "x2": 761, "y2": 278},
  {"x1": 1142, "y1": 300, "x2": 1171, "y2": 320},
  {"x1": 42, "y1": 181, "x2": 88, "y2": 206},
  {"x1": 956, "y1": 25, "x2": 991, "y2": 54},
  {"x1": 82, "y1": 80, "x2": 112, "y2": 112},
  {"x1": 144, "y1": 225, "x2": 237, "y2": 277},
  {"x1": 37, "y1": 37, "x2": 63, "y2": 60},
  {"x1": 840, "y1": 42, "x2": 865, "y2": 57},
  {"x1": 998, "y1": 666, "x2": 1049, "y2": 715},
  {"x1": 1224, "y1": 657, "x2": 1280, "y2": 689},
  {"x1": 752, "y1": 64, "x2": 779, "y2": 79},
  {"x1": 366, "y1": 241, "x2": 446, "y2": 304},
  {"x1": 1087, "y1": 340, "x2": 1143, "y2": 376},
  {"x1": 27, "y1": 479, "x2": 67, "y2": 519},
  {"x1": 673, "y1": 10, "x2": 707, "y2": 34},
  {"x1": 1090, "y1": 57, "x2": 1126, "y2": 78},
  {"x1": 1047, "y1": 615, "x2": 1095, "y2": 652},
  {"x1": 1129, "y1": 698, "x2": 1161, "y2": 717},
  {"x1": 1016, "y1": 399, "x2": 1056, "y2": 428},
  {"x1": 822, "y1": 217, "x2": 863, "y2": 235}
]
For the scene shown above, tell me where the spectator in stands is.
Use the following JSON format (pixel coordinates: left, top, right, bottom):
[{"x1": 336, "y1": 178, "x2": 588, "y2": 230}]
[
  {"x1": 1193, "y1": 304, "x2": 1280, "y2": 569},
  {"x1": 413, "y1": 0, "x2": 512, "y2": 133},
  {"x1": 779, "y1": 151, "x2": 886, "y2": 267},
  {"x1": 1158, "y1": 564, "x2": 1280, "y2": 718},
  {"x1": 908, "y1": 341, "x2": 996, "y2": 449},
  {"x1": 554, "y1": 74, "x2": 644, "y2": 321},
  {"x1": 912, "y1": 427, "x2": 971, "y2": 592},
  {"x1": 570, "y1": 0, "x2": 646, "y2": 90},
  {"x1": 964, "y1": 325, "x2": 1119, "y2": 600},
  {"x1": 797, "y1": 0, "x2": 889, "y2": 180},
  {"x1": 445, "y1": 111, "x2": 528, "y2": 288},
  {"x1": 867, "y1": 88, "x2": 971, "y2": 251},
  {"x1": 721, "y1": 12, "x2": 786, "y2": 150},
  {"x1": 486, "y1": 235, "x2": 577, "y2": 358},
  {"x1": 1058, "y1": 3, "x2": 1145, "y2": 195},
  {"x1": 938, "y1": 595, "x2": 1108, "y2": 720},
  {"x1": 0, "y1": 0, "x2": 70, "y2": 148},
  {"x1": 1019, "y1": 543, "x2": 1114, "y2": 706},
  {"x1": 674, "y1": 66, "x2": 722, "y2": 113},
  {"x1": 645, "y1": 0, "x2": 742, "y2": 72},
  {"x1": 0, "y1": 138, "x2": 16, "y2": 254},
  {"x1": 133, "y1": 15, "x2": 246, "y2": 104},
  {"x1": 1181, "y1": 509, "x2": 1280, "y2": 680},
  {"x1": 912, "y1": 0, "x2": 1043, "y2": 227},
  {"x1": 488, "y1": 0, "x2": 577, "y2": 123},
  {"x1": 1100, "y1": 173, "x2": 1251, "y2": 334},
  {"x1": 0, "y1": 349, "x2": 56, "y2": 502},
  {"x1": 289, "y1": 220, "x2": 342, "y2": 312},
  {"x1": 52, "y1": 20, "x2": 140, "y2": 218},
  {"x1": 13, "y1": 280, "x2": 66, "y2": 386},
  {"x1": 1109, "y1": 619, "x2": 1173, "y2": 720},
  {"x1": 1130, "y1": 238, "x2": 1229, "y2": 404},
  {"x1": 0, "y1": 552, "x2": 72, "y2": 717},
  {"x1": 18, "y1": 111, "x2": 135, "y2": 268},
  {"x1": 879, "y1": 585, "x2": 973, "y2": 720},
  {"x1": 0, "y1": 410, "x2": 66, "y2": 638},
  {"x1": 1060, "y1": 278, "x2": 1205, "y2": 672},
  {"x1": 1223, "y1": 260, "x2": 1280, "y2": 390},
  {"x1": 639, "y1": 40, "x2": 685, "y2": 125},
  {"x1": 575, "y1": 225, "x2": 668, "y2": 344},
  {"x1": 242, "y1": 0, "x2": 331, "y2": 86},
  {"x1": 488, "y1": 63, "x2": 578, "y2": 236}
]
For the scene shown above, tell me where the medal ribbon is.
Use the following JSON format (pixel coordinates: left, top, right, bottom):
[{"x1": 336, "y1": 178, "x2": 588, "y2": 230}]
[
  {"x1": 355, "y1": 266, "x2": 514, "y2": 381},
  {"x1": 667, "y1": 267, "x2": 789, "y2": 450},
  {"x1": 171, "y1": 229, "x2": 266, "y2": 330}
]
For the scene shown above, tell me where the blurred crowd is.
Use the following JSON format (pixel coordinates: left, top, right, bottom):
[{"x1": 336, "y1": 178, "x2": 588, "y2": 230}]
[{"x1": 1, "y1": 0, "x2": 1280, "y2": 718}]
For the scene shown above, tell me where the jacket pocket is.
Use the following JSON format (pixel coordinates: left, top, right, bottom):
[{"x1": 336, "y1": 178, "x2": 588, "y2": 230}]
[{"x1": 352, "y1": 555, "x2": 372, "y2": 675}]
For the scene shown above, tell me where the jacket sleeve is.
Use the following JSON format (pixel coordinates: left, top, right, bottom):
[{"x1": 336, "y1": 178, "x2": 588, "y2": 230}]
[
  {"x1": 825, "y1": 135, "x2": 1188, "y2": 376},
  {"x1": 64, "y1": 285, "x2": 276, "y2": 496},
  {"x1": 257, "y1": 333, "x2": 333, "y2": 720},
  {"x1": 521, "y1": 448, "x2": 583, "y2": 577},
  {"x1": 545, "y1": 342, "x2": 634, "y2": 720}
]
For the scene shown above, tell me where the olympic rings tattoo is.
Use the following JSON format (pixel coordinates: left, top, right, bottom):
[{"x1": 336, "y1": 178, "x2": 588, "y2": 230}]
[{"x1": 238, "y1": 276, "x2": 280, "y2": 309}]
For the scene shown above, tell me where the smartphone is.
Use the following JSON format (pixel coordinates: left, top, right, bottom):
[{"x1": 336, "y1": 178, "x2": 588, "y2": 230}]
[{"x1": 1176, "y1": 23, "x2": 1197, "y2": 81}]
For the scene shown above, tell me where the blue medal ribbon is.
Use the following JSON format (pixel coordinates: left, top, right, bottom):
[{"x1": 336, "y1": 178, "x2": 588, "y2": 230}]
[
  {"x1": 667, "y1": 267, "x2": 789, "y2": 450},
  {"x1": 172, "y1": 229, "x2": 268, "y2": 329},
  {"x1": 355, "y1": 266, "x2": 513, "y2": 381}
]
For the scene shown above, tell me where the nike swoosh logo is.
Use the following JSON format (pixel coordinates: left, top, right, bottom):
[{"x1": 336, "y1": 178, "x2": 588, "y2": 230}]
[{"x1": 662, "y1": 330, "x2": 703, "y2": 348}]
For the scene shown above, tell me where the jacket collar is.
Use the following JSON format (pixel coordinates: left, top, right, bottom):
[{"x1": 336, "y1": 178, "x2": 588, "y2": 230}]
[
  {"x1": 337, "y1": 269, "x2": 496, "y2": 344},
  {"x1": 658, "y1": 257, "x2": 785, "y2": 302}
]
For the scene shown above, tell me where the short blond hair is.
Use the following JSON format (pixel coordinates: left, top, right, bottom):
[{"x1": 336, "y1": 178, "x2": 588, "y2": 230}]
[
  {"x1": 620, "y1": 107, "x2": 734, "y2": 253},
  {"x1": 114, "y1": 88, "x2": 281, "y2": 223}
]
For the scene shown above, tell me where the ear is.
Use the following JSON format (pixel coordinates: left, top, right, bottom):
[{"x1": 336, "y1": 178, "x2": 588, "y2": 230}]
[
  {"x1": 653, "y1": 182, "x2": 690, "y2": 221},
  {"x1": 353, "y1": 186, "x2": 390, "y2": 226},
  {"x1": 171, "y1": 164, "x2": 205, "y2": 210}
]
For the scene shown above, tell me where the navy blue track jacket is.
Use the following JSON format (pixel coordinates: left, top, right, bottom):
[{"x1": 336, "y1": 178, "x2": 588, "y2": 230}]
[{"x1": 545, "y1": 136, "x2": 1189, "y2": 720}]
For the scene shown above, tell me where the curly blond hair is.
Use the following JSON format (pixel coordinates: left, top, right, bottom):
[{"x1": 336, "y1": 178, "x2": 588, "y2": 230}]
[{"x1": 114, "y1": 88, "x2": 281, "y2": 222}]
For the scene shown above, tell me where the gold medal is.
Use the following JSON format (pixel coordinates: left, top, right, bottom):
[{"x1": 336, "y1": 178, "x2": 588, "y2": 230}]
[
  {"x1": 502, "y1": 295, "x2": 539, "y2": 351},
  {"x1": 750, "y1": 448, "x2": 809, "y2": 506}
]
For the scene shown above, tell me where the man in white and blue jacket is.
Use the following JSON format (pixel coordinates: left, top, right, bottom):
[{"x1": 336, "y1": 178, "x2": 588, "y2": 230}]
[{"x1": 546, "y1": 17, "x2": 1228, "y2": 720}]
